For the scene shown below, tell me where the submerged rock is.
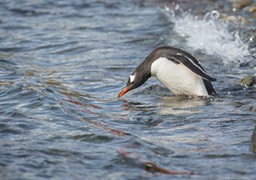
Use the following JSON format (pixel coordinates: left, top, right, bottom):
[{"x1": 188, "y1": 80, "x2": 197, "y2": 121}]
[
  {"x1": 250, "y1": 125, "x2": 256, "y2": 153},
  {"x1": 241, "y1": 102, "x2": 256, "y2": 112},
  {"x1": 248, "y1": 105, "x2": 256, "y2": 112},
  {"x1": 239, "y1": 75, "x2": 256, "y2": 87}
]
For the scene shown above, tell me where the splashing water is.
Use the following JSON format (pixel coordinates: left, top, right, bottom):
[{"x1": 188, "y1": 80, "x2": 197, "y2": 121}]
[{"x1": 165, "y1": 8, "x2": 250, "y2": 65}]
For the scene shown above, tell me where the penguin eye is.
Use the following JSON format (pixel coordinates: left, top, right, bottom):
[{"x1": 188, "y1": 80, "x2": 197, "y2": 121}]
[{"x1": 129, "y1": 74, "x2": 135, "y2": 83}]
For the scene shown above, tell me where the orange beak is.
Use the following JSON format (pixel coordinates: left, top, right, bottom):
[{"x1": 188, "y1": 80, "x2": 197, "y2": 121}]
[{"x1": 118, "y1": 87, "x2": 130, "y2": 98}]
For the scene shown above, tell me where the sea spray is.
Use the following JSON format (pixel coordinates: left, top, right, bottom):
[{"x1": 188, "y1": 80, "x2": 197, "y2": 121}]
[{"x1": 164, "y1": 7, "x2": 250, "y2": 66}]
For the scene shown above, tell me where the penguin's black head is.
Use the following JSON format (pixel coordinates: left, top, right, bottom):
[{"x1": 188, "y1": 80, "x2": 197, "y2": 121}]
[
  {"x1": 118, "y1": 49, "x2": 158, "y2": 98},
  {"x1": 118, "y1": 69, "x2": 151, "y2": 98}
]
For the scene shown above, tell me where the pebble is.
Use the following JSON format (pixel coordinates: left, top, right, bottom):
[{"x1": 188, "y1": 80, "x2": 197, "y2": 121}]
[{"x1": 239, "y1": 75, "x2": 256, "y2": 87}]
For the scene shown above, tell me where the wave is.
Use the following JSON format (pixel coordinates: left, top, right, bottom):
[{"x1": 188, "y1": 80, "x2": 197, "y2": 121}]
[{"x1": 163, "y1": 7, "x2": 250, "y2": 66}]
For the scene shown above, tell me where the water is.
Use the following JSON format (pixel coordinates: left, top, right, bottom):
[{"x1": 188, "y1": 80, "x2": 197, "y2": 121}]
[
  {"x1": 167, "y1": 10, "x2": 249, "y2": 64},
  {"x1": 0, "y1": 0, "x2": 256, "y2": 179}
]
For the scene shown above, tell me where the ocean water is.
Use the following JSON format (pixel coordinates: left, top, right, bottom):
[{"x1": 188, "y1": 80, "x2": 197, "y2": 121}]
[{"x1": 0, "y1": 0, "x2": 256, "y2": 179}]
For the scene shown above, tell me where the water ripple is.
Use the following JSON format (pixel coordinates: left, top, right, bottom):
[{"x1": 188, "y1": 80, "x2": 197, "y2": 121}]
[{"x1": 0, "y1": 0, "x2": 255, "y2": 179}]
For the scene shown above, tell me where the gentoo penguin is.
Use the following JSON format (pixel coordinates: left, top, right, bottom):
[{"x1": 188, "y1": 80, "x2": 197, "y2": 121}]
[{"x1": 118, "y1": 46, "x2": 216, "y2": 98}]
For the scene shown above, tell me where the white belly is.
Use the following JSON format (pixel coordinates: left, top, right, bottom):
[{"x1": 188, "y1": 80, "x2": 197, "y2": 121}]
[{"x1": 151, "y1": 57, "x2": 208, "y2": 96}]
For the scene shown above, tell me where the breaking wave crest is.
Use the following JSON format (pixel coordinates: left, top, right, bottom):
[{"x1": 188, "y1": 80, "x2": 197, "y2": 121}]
[{"x1": 164, "y1": 7, "x2": 250, "y2": 66}]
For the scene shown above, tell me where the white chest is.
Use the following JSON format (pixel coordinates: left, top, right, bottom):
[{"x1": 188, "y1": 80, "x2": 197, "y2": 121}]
[{"x1": 151, "y1": 57, "x2": 208, "y2": 96}]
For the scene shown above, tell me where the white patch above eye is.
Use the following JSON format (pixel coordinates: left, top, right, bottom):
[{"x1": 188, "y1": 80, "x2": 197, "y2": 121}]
[{"x1": 129, "y1": 74, "x2": 135, "y2": 83}]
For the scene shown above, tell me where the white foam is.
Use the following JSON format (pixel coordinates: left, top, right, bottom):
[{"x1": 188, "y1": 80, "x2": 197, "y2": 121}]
[{"x1": 164, "y1": 8, "x2": 250, "y2": 65}]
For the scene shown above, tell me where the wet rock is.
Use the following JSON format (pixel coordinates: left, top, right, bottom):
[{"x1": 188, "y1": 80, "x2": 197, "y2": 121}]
[
  {"x1": 239, "y1": 75, "x2": 256, "y2": 87},
  {"x1": 248, "y1": 6, "x2": 256, "y2": 13},
  {"x1": 250, "y1": 125, "x2": 256, "y2": 153},
  {"x1": 220, "y1": 14, "x2": 246, "y2": 23},
  {"x1": 233, "y1": 0, "x2": 252, "y2": 10}
]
